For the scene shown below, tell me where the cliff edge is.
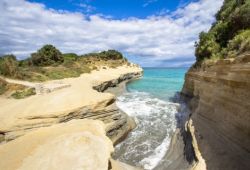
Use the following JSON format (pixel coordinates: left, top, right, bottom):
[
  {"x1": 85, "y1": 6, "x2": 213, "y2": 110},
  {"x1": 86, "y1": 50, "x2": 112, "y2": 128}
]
[
  {"x1": 0, "y1": 65, "x2": 142, "y2": 144},
  {"x1": 0, "y1": 65, "x2": 143, "y2": 170},
  {"x1": 178, "y1": 0, "x2": 250, "y2": 169},
  {"x1": 181, "y1": 54, "x2": 250, "y2": 170}
]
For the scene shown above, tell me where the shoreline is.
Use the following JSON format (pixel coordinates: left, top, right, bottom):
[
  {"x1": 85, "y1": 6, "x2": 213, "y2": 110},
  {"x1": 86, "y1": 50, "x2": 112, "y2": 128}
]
[
  {"x1": 109, "y1": 69, "x2": 190, "y2": 170},
  {"x1": 0, "y1": 65, "x2": 143, "y2": 170},
  {"x1": 104, "y1": 76, "x2": 142, "y2": 146}
]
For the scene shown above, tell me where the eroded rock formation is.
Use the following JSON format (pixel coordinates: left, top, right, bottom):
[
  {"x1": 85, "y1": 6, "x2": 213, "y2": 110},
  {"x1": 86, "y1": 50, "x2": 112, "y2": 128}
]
[
  {"x1": 0, "y1": 66, "x2": 143, "y2": 170},
  {"x1": 0, "y1": 119, "x2": 114, "y2": 170},
  {"x1": 181, "y1": 54, "x2": 250, "y2": 170},
  {"x1": 0, "y1": 67, "x2": 142, "y2": 144}
]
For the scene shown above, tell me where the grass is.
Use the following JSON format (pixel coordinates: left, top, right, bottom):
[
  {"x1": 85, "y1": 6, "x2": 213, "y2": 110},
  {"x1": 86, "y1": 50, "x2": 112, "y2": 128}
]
[
  {"x1": 20, "y1": 64, "x2": 92, "y2": 81},
  {"x1": 18, "y1": 58, "x2": 126, "y2": 82},
  {"x1": 0, "y1": 78, "x2": 36, "y2": 99},
  {"x1": 11, "y1": 88, "x2": 36, "y2": 99},
  {"x1": 0, "y1": 48, "x2": 130, "y2": 82}
]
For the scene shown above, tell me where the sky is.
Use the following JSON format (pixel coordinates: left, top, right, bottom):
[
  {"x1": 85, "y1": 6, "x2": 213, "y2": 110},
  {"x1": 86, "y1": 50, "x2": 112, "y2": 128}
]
[{"x1": 0, "y1": 0, "x2": 223, "y2": 67}]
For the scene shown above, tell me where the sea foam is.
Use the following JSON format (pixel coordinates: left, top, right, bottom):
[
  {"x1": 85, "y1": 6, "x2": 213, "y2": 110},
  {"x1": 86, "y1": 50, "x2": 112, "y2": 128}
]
[{"x1": 114, "y1": 91, "x2": 179, "y2": 170}]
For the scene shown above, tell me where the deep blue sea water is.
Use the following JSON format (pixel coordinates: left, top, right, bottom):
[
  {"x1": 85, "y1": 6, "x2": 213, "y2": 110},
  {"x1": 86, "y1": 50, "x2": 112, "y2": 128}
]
[{"x1": 113, "y1": 67, "x2": 188, "y2": 170}]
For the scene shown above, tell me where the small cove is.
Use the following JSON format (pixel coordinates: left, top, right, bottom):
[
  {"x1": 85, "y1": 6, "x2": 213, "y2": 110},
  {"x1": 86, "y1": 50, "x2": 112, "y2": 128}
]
[{"x1": 113, "y1": 67, "x2": 188, "y2": 170}]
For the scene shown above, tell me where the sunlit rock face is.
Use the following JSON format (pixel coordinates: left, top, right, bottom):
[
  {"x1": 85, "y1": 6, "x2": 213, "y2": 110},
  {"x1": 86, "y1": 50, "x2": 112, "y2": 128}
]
[
  {"x1": 181, "y1": 54, "x2": 250, "y2": 170},
  {"x1": 0, "y1": 66, "x2": 142, "y2": 144},
  {"x1": 0, "y1": 119, "x2": 114, "y2": 170}
]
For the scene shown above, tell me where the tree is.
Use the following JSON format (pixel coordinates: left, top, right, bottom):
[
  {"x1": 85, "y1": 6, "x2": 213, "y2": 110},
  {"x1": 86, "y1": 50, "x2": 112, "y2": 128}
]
[{"x1": 31, "y1": 44, "x2": 63, "y2": 66}]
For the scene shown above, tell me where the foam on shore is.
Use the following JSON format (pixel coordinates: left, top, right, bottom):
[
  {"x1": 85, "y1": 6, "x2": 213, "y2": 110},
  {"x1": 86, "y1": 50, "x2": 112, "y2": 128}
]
[{"x1": 113, "y1": 91, "x2": 179, "y2": 170}]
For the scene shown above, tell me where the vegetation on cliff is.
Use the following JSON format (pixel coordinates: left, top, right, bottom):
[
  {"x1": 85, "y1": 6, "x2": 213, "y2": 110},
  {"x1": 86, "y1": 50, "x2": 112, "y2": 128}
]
[
  {"x1": 195, "y1": 0, "x2": 250, "y2": 64},
  {"x1": 30, "y1": 44, "x2": 64, "y2": 66},
  {"x1": 0, "y1": 45, "x2": 129, "y2": 82},
  {"x1": 0, "y1": 78, "x2": 36, "y2": 99}
]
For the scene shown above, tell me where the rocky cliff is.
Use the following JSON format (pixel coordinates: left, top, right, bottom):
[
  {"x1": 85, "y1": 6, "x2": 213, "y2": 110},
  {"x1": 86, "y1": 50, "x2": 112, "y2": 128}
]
[
  {"x1": 0, "y1": 119, "x2": 114, "y2": 170},
  {"x1": 0, "y1": 119, "x2": 140, "y2": 170},
  {"x1": 0, "y1": 66, "x2": 143, "y2": 170},
  {"x1": 181, "y1": 53, "x2": 250, "y2": 170},
  {"x1": 0, "y1": 66, "x2": 142, "y2": 144},
  {"x1": 93, "y1": 72, "x2": 142, "y2": 144}
]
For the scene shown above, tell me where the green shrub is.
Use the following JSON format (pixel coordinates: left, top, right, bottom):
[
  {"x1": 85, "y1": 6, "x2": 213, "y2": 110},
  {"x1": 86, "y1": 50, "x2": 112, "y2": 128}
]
[
  {"x1": 227, "y1": 29, "x2": 250, "y2": 57},
  {"x1": 0, "y1": 54, "x2": 19, "y2": 77},
  {"x1": 212, "y1": 21, "x2": 231, "y2": 47},
  {"x1": 62, "y1": 53, "x2": 79, "y2": 68},
  {"x1": 31, "y1": 44, "x2": 63, "y2": 66},
  {"x1": 229, "y1": 1, "x2": 250, "y2": 32},
  {"x1": 215, "y1": 0, "x2": 237, "y2": 21},
  {"x1": 19, "y1": 58, "x2": 32, "y2": 67},
  {"x1": 63, "y1": 53, "x2": 78, "y2": 61},
  {"x1": 11, "y1": 88, "x2": 36, "y2": 99},
  {"x1": 0, "y1": 45, "x2": 127, "y2": 82},
  {"x1": 195, "y1": 32, "x2": 220, "y2": 62},
  {"x1": 81, "y1": 50, "x2": 124, "y2": 60},
  {"x1": 195, "y1": 0, "x2": 250, "y2": 63},
  {"x1": 99, "y1": 50, "x2": 123, "y2": 60}
]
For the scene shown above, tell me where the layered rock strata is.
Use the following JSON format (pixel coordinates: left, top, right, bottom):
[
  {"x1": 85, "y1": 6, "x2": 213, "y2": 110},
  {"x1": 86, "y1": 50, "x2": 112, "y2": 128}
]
[
  {"x1": 0, "y1": 66, "x2": 142, "y2": 144},
  {"x1": 0, "y1": 119, "x2": 114, "y2": 170},
  {"x1": 0, "y1": 119, "x2": 140, "y2": 170},
  {"x1": 181, "y1": 54, "x2": 250, "y2": 170}
]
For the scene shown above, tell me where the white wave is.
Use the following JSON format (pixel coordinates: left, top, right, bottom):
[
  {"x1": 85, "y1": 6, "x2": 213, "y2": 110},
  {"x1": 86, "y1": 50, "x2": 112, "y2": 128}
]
[
  {"x1": 140, "y1": 135, "x2": 171, "y2": 170},
  {"x1": 114, "y1": 91, "x2": 179, "y2": 170},
  {"x1": 116, "y1": 91, "x2": 179, "y2": 117}
]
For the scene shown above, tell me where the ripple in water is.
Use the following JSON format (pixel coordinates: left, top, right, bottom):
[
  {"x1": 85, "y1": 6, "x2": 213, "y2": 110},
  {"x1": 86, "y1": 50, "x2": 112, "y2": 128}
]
[{"x1": 113, "y1": 91, "x2": 179, "y2": 170}]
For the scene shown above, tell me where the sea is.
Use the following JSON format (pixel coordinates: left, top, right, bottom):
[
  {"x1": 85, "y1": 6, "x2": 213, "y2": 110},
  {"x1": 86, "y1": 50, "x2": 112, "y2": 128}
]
[{"x1": 113, "y1": 67, "x2": 188, "y2": 170}]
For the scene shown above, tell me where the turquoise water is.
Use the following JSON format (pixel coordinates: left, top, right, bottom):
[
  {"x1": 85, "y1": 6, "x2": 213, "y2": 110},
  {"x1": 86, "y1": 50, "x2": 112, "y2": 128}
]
[
  {"x1": 127, "y1": 67, "x2": 187, "y2": 100},
  {"x1": 113, "y1": 67, "x2": 188, "y2": 170}
]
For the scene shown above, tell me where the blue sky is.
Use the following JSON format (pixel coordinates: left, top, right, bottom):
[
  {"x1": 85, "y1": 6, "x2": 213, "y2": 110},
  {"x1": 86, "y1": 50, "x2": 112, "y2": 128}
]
[
  {"x1": 0, "y1": 0, "x2": 223, "y2": 67},
  {"x1": 28, "y1": 0, "x2": 194, "y2": 19}
]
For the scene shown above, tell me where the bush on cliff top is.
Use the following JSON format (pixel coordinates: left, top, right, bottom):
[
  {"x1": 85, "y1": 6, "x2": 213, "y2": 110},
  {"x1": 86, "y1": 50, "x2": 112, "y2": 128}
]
[
  {"x1": 0, "y1": 55, "x2": 19, "y2": 77},
  {"x1": 195, "y1": 0, "x2": 250, "y2": 63},
  {"x1": 81, "y1": 50, "x2": 124, "y2": 60},
  {"x1": 31, "y1": 44, "x2": 64, "y2": 66},
  {"x1": 0, "y1": 45, "x2": 128, "y2": 81},
  {"x1": 227, "y1": 29, "x2": 250, "y2": 57}
]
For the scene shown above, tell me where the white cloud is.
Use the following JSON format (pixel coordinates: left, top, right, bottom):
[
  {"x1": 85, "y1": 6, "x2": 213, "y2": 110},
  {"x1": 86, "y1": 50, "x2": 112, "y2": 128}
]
[
  {"x1": 78, "y1": 2, "x2": 95, "y2": 13},
  {"x1": 143, "y1": 0, "x2": 158, "y2": 7},
  {"x1": 0, "y1": 0, "x2": 223, "y2": 67}
]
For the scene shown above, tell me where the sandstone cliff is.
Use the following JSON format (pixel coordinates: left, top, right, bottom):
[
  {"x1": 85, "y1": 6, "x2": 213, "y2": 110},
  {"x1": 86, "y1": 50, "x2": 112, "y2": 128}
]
[
  {"x1": 0, "y1": 119, "x2": 140, "y2": 170},
  {"x1": 0, "y1": 66, "x2": 143, "y2": 170},
  {"x1": 0, "y1": 66, "x2": 142, "y2": 144},
  {"x1": 181, "y1": 54, "x2": 250, "y2": 170},
  {"x1": 0, "y1": 119, "x2": 114, "y2": 170}
]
